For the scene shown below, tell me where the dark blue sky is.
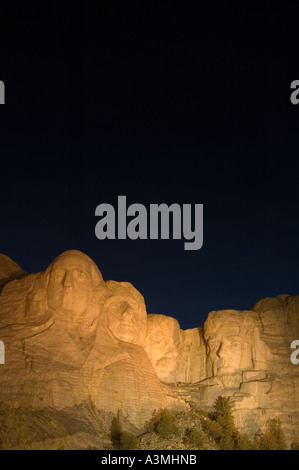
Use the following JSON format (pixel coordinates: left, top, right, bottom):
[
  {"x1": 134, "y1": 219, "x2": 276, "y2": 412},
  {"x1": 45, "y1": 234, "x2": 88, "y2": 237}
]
[{"x1": 0, "y1": 3, "x2": 298, "y2": 329}]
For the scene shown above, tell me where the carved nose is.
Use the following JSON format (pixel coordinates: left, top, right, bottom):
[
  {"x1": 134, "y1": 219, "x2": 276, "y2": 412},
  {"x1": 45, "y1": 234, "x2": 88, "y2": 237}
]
[
  {"x1": 122, "y1": 308, "x2": 134, "y2": 321},
  {"x1": 63, "y1": 271, "x2": 73, "y2": 287},
  {"x1": 164, "y1": 348, "x2": 178, "y2": 359},
  {"x1": 218, "y1": 344, "x2": 229, "y2": 358}
]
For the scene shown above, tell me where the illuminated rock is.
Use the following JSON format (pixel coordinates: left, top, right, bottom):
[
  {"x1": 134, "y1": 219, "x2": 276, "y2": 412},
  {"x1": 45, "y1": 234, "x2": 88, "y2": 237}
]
[
  {"x1": 191, "y1": 301, "x2": 299, "y2": 443},
  {"x1": 148, "y1": 300, "x2": 299, "y2": 443},
  {"x1": 0, "y1": 250, "x2": 298, "y2": 445},
  {"x1": 0, "y1": 254, "x2": 25, "y2": 291},
  {"x1": 203, "y1": 309, "x2": 273, "y2": 377},
  {"x1": 0, "y1": 251, "x2": 184, "y2": 429},
  {"x1": 144, "y1": 314, "x2": 181, "y2": 383},
  {"x1": 144, "y1": 314, "x2": 206, "y2": 383}
]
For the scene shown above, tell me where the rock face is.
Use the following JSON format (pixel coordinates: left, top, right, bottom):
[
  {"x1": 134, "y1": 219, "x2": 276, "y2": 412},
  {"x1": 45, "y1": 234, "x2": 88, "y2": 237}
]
[
  {"x1": 0, "y1": 254, "x2": 25, "y2": 292},
  {"x1": 169, "y1": 304, "x2": 299, "y2": 443},
  {"x1": 144, "y1": 315, "x2": 206, "y2": 384},
  {"x1": 202, "y1": 302, "x2": 299, "y2": 442},
  {"x1": 0, "y1": 250, "x2": 298, "y2": 446},
  {"x1": 0, "y1": 251, "x2": 184, "y2": 431}
]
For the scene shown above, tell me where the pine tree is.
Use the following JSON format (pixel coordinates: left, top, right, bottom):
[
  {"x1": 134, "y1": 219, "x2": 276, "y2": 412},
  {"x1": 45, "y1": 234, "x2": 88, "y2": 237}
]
[
  {"x1": 267, "y1": 419, "x2": 287, "y2": 450},
  {"x1": 214, "y1": 396, "x2": 237, "y2": 449},
  {"x1": 187, "y1": 428, "x2": 207, "y2": 449},
  {"x1": 119, "y1": 431, "x2": 138, "y2": 450},
  {"x1": 156, "y1": 409, "x2": 177, "y2": 439},
  {"x1": 235, "y1": 432, "x2": 253, "y2": 450},
  {"x1": 254, "y1": 419, "x2": 287, "y2": 450},
  {"x1": 110, "y1": 411, "x2": 122, "y2": 448},
  {"x1": 291, "y1": 441, "x2": 299, "y2": 450},
  {"x1": 255, "y1": 419, "x2": 287, "y2": 450},
  {"x1": 204, "y1": 396, "x2": 253, "y2": 450}
]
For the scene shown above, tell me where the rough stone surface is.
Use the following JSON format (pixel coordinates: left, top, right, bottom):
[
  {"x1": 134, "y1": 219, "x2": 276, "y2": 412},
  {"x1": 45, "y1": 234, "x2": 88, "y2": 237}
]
[
  {"x1": 0, "y1": 250, "x2": 298, "y2": 447},
  {"x1": 0, "y1": 254, "x2": 25, "y2": 292},
  {"x1": 144, "y1": 315, "x2": 206, "y2": 384},
  {"x1": 170, "y1": 303, "x2": 299, "y2": 443},
  {"x1": 0, "y1": 251, "x2": 185, "y2": 433}
]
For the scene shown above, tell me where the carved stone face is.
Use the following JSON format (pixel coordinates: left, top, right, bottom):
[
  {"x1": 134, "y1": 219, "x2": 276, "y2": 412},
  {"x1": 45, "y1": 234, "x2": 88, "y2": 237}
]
[
  {"x1": 146, "y1": 315, "x2": 181, "y2": 381},
  {"x1": 103, "y1": 282, "x2": 147, "y2": 345},
  {"x1": 206, "y1": 327, "x2": 253, "y2": 375},
  {"x1": 47, "y1": 252, "x2": 98, "y2": 319},
  {"x1": 105, "y1": 297, "x2": 143, "y2": 343},
  {"x1": 204, "y1": 311, "x2": 267, "y2": 376}
]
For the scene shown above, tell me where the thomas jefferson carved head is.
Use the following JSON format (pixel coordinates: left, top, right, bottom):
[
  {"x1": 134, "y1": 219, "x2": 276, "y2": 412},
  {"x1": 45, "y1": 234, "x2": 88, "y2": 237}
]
[{"x1": 103, "y1": 281, "x2": 147, "y2": 345}]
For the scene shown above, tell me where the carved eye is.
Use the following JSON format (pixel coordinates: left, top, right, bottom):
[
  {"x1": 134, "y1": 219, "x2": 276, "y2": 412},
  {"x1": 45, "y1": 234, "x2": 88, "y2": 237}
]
[
  {"x1": 231, "y1": 341, "x2": 240, "y2": 349},
  {"x1": 108, "y1": 301, "x2": 125, "y2": 314},
  {"x1": 110, "y1": 301, "x2": 122, "y2": 309},
  {"x1": 51, "y1": 269, "x2": 64, "y2": 280},
  {"x1": 74, "y1": 270, "x2": 88, "y2": 280}
]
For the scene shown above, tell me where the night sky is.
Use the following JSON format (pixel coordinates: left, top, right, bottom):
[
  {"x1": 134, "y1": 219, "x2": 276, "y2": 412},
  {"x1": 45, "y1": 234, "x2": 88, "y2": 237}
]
[{"x1": 0, "y1": 3, "x2": 298, "y2": 329}]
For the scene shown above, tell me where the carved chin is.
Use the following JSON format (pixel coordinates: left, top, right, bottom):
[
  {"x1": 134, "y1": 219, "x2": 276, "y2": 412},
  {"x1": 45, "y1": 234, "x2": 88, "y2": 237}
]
[
  {"x1": 156, "y1": 357, "x2": 177, "y2": 369},
  {"x1": 109, "y1": 327, "x2": 139, "y2": 343},
  {"x1": 120, "y1": 331, "x2": 138, "y2": 343},
  {"x1": 50, "y1": 301, "x2": 88, "y2": 316},
  {"x1": 48, "y1": 295, "x2": 89, "y2": 314}
]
